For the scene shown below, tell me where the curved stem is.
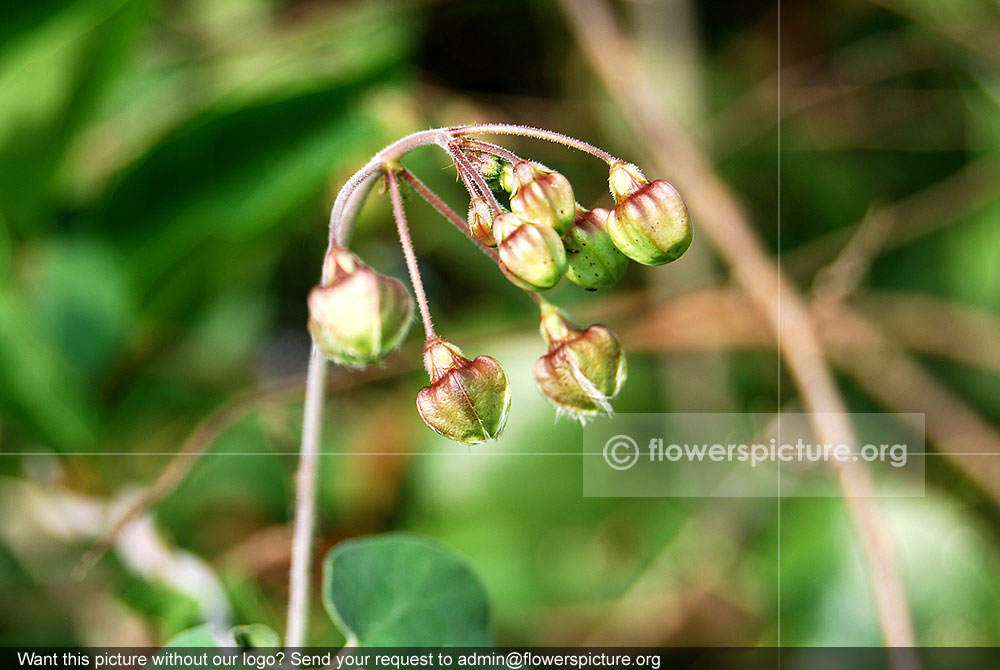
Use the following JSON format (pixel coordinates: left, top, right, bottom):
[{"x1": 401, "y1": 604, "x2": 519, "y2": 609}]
[
  {"x1": 327, "y1": 129, "x2": 454, "y2": 251},
  {"x1": 292, "y1": 123, "x2": 604, "y2": 645},
  {"x1": 460, "y1": 139, "x2": 523, "y2": 165},
  {"x1": 328, "y1": 159, "x2": 380, "y2": 249},
  {"x1": 398, "y1": 168, "x2": 499, "y2": 264},
  {"x1": 454, "y1": 159, "x2": 487, "y2": 206},
  {"x1": 386, "y1": 169, "x2": 435, "y2": 338},
  {"x1": 447, "y1": 142, "x2": 503, "y2": 214},
  {"x1": 397, "y1": 168, "x2": 541, "y2": 307},
  {"x1": 450, "y1": 123, "x2": 619, "y2": 164},
  {"x1": 289, "y1": 129, "x2": 453, "y2": 645}
]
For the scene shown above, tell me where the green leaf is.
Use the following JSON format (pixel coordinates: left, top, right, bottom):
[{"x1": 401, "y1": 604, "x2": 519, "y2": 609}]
[
  {"x1": 0, "y1": 0, "x2": 152, "y2": 235},
  {"x1": 32, "y1": 236, "x2": 134, "y2": 380},
  {"x1": 231, "y1": 624, "x2": 280, "y2": 649},
  {"x1": 100, "y1": 75, "x2": 389, "y2": 318},
  {"x1": 0, "y1": 286, "x2": 97, "y2": 450},
  {"x1": 162, "y1": 623, "x2": 220, "y2": 647},
  {"x1": 323, "y1": 533, "x2": 492, "y2": 647}
]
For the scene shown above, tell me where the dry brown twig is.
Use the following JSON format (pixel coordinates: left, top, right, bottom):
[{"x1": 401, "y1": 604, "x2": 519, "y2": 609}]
[
  {"x1": 624, "y1": 285, "x2": 1000, "y2": 378},
  {"x1": 811, "y1": 205, "x2": 894, "y2": 303},
  {"x1": 557, "y1": 0, "x2": 915, "y2": 649},
  {"x1": 704, "y1": 29, "x2": 941, "y2": 158},
  {"x1": 624, "y1": 286, "x2": 1000, "y2": 509},
  {"x1": 785, "y1": 154, "x2": 1000, "y2": 280},
  {"x1": 74, "y1": 362, "x2": 418, "y2": 580},
  {"x1": 867, "y1": 0, "x2": 1000, "y2": 63},
  {"x1": 815, "y1": 304, "x2": 1000, "y2": 509},
  {"x1": 73, "y1": 384, "x2": 292, "y2": 580},
  {"x1": 854, "y1": 293, "x2": 1000, "y2": 376}
]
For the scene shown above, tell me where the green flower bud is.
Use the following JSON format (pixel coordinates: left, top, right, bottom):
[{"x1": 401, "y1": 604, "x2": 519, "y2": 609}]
[
  {"x1": 468, "y1": 153, "x2": 506, "y2": 196},
  {"x1": 307, "y1": 247, "x2": 414, "y2": 367},
  {"x1": 499, "y1": 163, "x2": 515, "y2": 194},
  {"x1": 493, "y1": 212, "x2": 568, "y2": 291},
  {"x1": 606, "y1": 161, "x2": 692, "y2": 266},
  {"x1": 534, "y1": 302, "x2": 626, "y2": 419},
  {"x1": 562, "y1": 207, "x2": 627, "y2": 290},
  {"x1": 467, "y1": 196, "x2": 497, "y2": 247},
  {"x1": 470, "y1": 153, "x2": 503, "y2": 182},
  {"x1": 509, "y1": 161, "x2": 575, "y2": 235},
  {"x1": 416, "y1": 337, "x2": 511, "y2": 444},
  {"x1": 608, "y1": 161, "x2": 648, "y2": 202}
]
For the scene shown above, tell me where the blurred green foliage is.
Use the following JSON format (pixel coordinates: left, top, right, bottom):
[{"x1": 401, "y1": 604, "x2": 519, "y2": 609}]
[{"x1": 1, "y1": 0, "x2": 999, "y2": 650}]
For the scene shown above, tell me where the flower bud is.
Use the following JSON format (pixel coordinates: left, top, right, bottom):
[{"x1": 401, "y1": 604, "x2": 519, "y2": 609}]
[
  {"x1": 509, "y1": 161, "x2": 575, "y2": 235},
  {"x1": 416, "y1": 337, "x2": 511, "y2": 444},
  {"x1": 606, "y1": 161, "x2": 692, "y2": 266},
  {"x1": 562, "y1": 207, "x2": 627, "y2": 290},
  {"x1": 467, "y1": 196, "x2": 496, "y2": 247},
  {"x1": 608, "y1": 161, "x2": 648, "y2": 202},
  {"x1": 534, "y1": 302, "x2": 626, "y2": 418},
  {"x1": 499, "y1": 163, "x2": 515, "y2": 194},
  {"x1": 470, "y1": 153, "x2": 503, "y2": 182},
  {"x1": 494, "y1": 212, "x2": 568, "y2": 290},
  {"x1": 307, "y1": 247, "x2": 414, "y2": 367}
]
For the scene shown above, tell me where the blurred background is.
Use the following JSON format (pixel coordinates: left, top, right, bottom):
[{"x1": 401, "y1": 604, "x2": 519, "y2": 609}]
[{"x1": 1, "y1": 0, "x2": 999, "y2": 648}]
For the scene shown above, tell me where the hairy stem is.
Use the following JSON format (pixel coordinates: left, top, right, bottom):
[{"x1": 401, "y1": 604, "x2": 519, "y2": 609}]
[
  {"x1": 290, "y1": 122, "x2": 614, "y2": 645},
  {"x1": 455, "y1": 160, "x2": 488, "y2": 207},
  {"x1": 328, "y1": 129, "x2": 455, "y2": 248},
  {"x1": 397, "y1": 168, "x2": 500, "y2": 264},
  {"x1": 285, "y1": 344, "x2": 328, "y2": 648},
  {"x1": 448, "y1": 142, "x2": 503, "y2": 213},
  {"x1": 397, "y1": 168, "x2": 542, "y2": 308},
  {"x1": 289, "y1": 129, "x2": 452, "y2": 646},
  {"x1": 328, "y1": 159, "x2": 380, "y2": 250},
  {"x1": 450, "y1": 123, "x2": 619, "y2": 164},
  {"x1": 460, "y1": 139, "x2": 523, "y2": 165},
  {"x1": 386, "y1": 168, "x2": 436, "y2": 338}
]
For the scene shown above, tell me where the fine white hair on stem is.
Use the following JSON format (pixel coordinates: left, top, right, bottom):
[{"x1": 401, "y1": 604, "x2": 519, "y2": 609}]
[
  {"x1": 284, "y1": 344, "x2": 328, "y2": 648},
  {"x1": 386, "y1": 168, "x2": 436, "y2": 339},
  {"x1": 287, "y1": 123, "x2": 622, "y2": 648}
]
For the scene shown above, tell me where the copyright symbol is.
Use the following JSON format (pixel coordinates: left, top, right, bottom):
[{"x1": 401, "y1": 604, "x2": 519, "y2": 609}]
[
  {"x1": 603, "y1": 435, "x2": 640, "y2": 470},
  {"x1": 506, "y1": 651, "x2": 523, "y2": 668}
]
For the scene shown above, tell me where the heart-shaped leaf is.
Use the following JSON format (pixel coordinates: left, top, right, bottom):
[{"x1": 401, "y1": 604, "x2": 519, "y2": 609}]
[{"x1": 323, "y1": 533, "x2": 492, "y2": 646}]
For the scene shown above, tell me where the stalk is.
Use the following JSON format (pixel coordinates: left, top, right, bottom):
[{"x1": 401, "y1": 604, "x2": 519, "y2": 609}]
[{"x1": 287, "y1": 123, "x2": 616, "y2": 646}]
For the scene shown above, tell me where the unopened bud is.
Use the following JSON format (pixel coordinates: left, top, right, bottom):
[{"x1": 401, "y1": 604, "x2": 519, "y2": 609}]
[
  {"x1": 608, "y1": 161, "x2": 648, "y2": 203},
  {"x1": 499, "y1": 163, "x2": 515, "y2": 193},
  {"x1": 562, "y1": 207, "x2": 627, "y2": 290},
  {"x1": 534, "y1": 302, "x2": 626, "y2": 418},
  {"x1": 606, "y1": 162, "x2": 691, "y2": 266},
  {"x1": 307, "y1": 247, "x2": 414, "y2": 367},
  {"x1": 470, "y1": 153, "x2": 503, "y2": 182},
  {"x1": 467, "y1": 196, "x2": 497, "y2": 247},
  {"x1": 494, "y1": 213, "x2": 568, "y2": 290},
  {"x1": 416, "y1": 337, "x2": 511, "y2": 444},
  {"x1": 509, "y1": 161, "x2": 575, "y2": 235}
]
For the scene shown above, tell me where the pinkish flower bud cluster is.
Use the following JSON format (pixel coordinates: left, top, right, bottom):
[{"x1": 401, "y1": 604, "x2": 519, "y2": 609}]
[
  {"x1": 464, "y1": 151, "x2": 691, "y2": 292},
  {"x1": 307, "y1": 126, "x2": 690, "y2": 443}
]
